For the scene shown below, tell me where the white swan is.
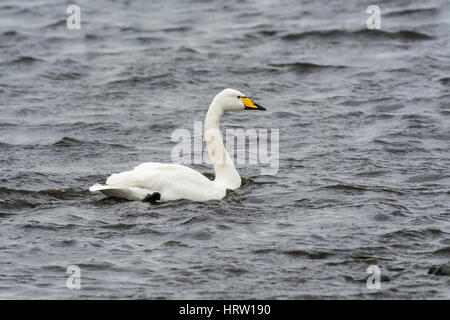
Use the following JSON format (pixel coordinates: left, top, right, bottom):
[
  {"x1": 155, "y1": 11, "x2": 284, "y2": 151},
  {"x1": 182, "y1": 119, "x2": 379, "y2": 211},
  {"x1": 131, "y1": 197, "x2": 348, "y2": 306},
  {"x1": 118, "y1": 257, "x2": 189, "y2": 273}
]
[{"x1": 89, "y1": 88, "x2": 266, "y2": 203}]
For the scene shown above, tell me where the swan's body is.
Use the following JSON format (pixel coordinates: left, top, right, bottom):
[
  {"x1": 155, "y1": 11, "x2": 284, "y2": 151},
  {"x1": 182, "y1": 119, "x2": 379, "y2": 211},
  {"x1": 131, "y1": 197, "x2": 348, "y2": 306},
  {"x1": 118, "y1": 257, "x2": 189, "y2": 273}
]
[
  {"x1": 89, "y1": 88, "x2": 265, "y2": 203},
  {"x1": 90, "y1": 162, "x2": 225, "y2": 202}
]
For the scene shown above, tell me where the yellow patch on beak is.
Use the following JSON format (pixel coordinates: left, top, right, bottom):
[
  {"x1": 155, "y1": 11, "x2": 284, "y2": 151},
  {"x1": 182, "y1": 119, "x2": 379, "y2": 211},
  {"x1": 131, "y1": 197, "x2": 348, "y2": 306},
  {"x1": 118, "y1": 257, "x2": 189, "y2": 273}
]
[
  {"x1": 241, "y1": 97, "x2": 266, "y2": 110},
  {"x1": 241, "y1": 97, "x2": 258, "y2": 109}
]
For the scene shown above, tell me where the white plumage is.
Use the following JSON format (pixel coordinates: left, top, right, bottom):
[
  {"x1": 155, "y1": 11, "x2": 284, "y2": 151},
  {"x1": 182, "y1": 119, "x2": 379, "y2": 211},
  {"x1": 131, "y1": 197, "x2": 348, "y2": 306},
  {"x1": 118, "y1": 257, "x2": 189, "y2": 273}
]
[{"x1": 89, "y1": 88, "x2": 265, "y2": 203}]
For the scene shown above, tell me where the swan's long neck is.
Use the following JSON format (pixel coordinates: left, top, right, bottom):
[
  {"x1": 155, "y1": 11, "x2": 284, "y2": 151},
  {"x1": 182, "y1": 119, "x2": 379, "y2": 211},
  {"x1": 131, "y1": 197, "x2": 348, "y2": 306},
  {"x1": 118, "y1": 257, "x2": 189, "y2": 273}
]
[{"x1": 204, "y1": 99, "x2": 241, "y2": 189}]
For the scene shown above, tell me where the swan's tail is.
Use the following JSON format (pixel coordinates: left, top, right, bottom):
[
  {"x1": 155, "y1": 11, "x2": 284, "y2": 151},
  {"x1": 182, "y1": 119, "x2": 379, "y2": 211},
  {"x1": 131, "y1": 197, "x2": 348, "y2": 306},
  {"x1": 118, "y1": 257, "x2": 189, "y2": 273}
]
[{"x1": 89, "y1": 184, "x2": 150, "y2": 201}]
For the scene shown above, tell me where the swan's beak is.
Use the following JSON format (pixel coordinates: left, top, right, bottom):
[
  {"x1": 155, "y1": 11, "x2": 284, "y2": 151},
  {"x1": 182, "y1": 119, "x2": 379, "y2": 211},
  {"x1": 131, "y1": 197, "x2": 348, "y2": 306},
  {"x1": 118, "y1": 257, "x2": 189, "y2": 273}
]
[{"x1": 241, "y1": 97, "x2": 266, "y2": 110}]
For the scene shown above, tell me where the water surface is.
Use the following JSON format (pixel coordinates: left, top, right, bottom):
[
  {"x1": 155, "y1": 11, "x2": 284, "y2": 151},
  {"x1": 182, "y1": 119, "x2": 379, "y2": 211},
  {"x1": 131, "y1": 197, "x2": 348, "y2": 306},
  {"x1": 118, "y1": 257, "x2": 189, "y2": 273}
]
[{"x1": 0, "y1": 0, "x2": 449, "y2": 299}]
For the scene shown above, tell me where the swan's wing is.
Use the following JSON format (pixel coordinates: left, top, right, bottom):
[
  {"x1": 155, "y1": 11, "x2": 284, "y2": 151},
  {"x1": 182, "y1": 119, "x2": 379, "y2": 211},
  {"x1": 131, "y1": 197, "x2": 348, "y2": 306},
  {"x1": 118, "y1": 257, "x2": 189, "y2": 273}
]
[
  {"x1": 89, "y1": 184, "x2": 150, "y2": 201},
  {"x1": 105, "y1": 162, "x2": 162, "y2": 187},
  {"x1": 104, "y1": 162, "x2": 220, "y2": 201}
]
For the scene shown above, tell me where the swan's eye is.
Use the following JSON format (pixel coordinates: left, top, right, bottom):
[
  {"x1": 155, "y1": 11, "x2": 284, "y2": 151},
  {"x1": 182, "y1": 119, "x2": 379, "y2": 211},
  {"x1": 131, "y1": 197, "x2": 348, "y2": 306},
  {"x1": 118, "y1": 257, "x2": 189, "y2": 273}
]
[{"x1": 237, "y1": 96, "x2": 241, "y2": 99}]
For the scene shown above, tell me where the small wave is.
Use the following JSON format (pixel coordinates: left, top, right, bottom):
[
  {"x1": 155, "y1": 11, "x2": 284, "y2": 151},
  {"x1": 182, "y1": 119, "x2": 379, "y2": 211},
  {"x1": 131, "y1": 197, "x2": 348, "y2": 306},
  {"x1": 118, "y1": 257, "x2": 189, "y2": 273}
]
[
  {"x1": 2, "y1": 56, "x2": 43, "y2": 65},
  {"x1": 258, "y1": 30, "x2": 278, "y2": 37},
  {"x1": 41, "y1": 71, "x2": 85, "y2": 81},
  {"x1": 180, "y1": 215, "x2": 208, "y2": 225},
  {"x1": 0, "y1": 197, "x2": 37, "y2": 211},
  {"x1": 37, "y1": 188, "x2": 89, "y2": 200},
  {"x1": 52, "y1": 136, "x2": 83, "y2": 146},
  {"x1": 385, "y1": 7, "x2": 438, "y2": 17},
  {"x1": 282, "y1": 29, "x2": 342, "y2": 41},
  {"x1": 320, "y1": 184, "x2": 367, "y2": 192},
  {"x1": 135, "y1": 36, "x2": 164, "y2": 44},
  {"x1": 432, "y1": 246, "x2": 450, "y2": 256},
  {"x1": 101, "y1": 223, "x2": 137, "y2": 231},
  {"x1": 439, "y1": 78, "x2": 450, "y2": 86},
  {"x1": 357, "y1": 29, "x2": 434, "y2": 40},
  {"x1": 51, "y1": 136, "x2": 129, "y2": 150},
  {"x1": 158, "y1": 26, "x2": 192, "y2": 33},
  {"x1": 252, "y1": 247, "x2": 333, "y2": 260},
  {"x1": 0, "y1": 5, "x2": 16, "y2": 10},
  {"x1": 1, "y1": 30, "x2": 28, "y2": 43},
  {"x1": 77, "y1": 261, "x2": 116, "y2": 271},
  {"x1": 0, "y1": 186, "x2": 36, "y2": 197},
  {"x1": 428, "y1": 263, "x2": 450, "y2": 276},
  {"x1": 381, "y1": 228, "x2": 443, "y2": 242},
  {"x1": 268, "y1": 62, "x2": 347, "y2": 73},
  {"x1": 405, "y1": 174, "x2": 450, "y2": 183},
  {"x1": 0, "y1": 186, "x2": 89, "y2": 202},
  {"x1": 374, "y1": 104, "x2": 405, "y2": 113},
  {"x1": 384, "y1": 146, "x2": 425, "y2": 154},
  {"x1": 354, "y1": 170, "x2": 388, "y2": 178},
  {"x1": 271, "y1": 111, "x2": 300, "y2": 118},
  {"x1": 280, "y1": 249, "x2": 333, "y2": 260},
  {"x1": 176, "y1": 46, "x2": 199, "y2": 54},
  {"x1": 162, "y1": 240, "x2": 189, "y2": 247},
  {"x1": 120, "y1": 26, "x2": 145, "y2": 33},
  {"x1": 2, "y1": 30, "x2": 17, "y2": 36},
  {"x1": 105, "y1": 74, "x2": 177, "y2": 88},
  {"x1": 41, "y1": 265, "x2": 68, "y2": 272},
  {"x1": 388, "y1": 68, "x2": 411, "y2": 74},
  {"x1": 41, "y1": 19, "x2": 67, "y2": 29},
  {"x1": 177, "y1": 228, "x2": 214, "y2": 241},
  {"x1": 224, "y1": 267, "x2": 248, "y2": 275},
  {"x1": 319, "y1": 183, "x2": 405, "y2": 196},
  {"x1": 85, "y1": 34, "x2": 100, "y2": 40},
  {"x1": 281, "y1": 29, "x2": 434, "y2": 41},
  {"x1": 21, "y1": 222, "x2": 79, "y2": 231},
  {"x1": 253, "y1": 248, "x2": 276, "y2": 254}
]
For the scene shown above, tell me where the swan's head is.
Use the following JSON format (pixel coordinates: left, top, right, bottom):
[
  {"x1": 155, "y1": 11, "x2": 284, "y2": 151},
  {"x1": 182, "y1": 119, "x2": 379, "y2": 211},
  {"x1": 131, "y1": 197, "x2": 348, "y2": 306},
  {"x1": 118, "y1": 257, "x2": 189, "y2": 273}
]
[{"x1": 214, "y1": 88, "x2": 266, "y2": 112}]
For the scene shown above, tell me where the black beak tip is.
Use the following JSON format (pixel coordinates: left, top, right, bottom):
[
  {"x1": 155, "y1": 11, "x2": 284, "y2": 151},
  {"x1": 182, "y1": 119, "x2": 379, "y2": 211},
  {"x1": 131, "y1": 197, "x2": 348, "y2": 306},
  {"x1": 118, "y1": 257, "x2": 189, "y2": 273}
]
[
  {"x1": 255, "y1": 103, "x2": 266, "y2": 111},
  {"x1": 245, "y1": 103, "x2": 266, "y2": 111}
]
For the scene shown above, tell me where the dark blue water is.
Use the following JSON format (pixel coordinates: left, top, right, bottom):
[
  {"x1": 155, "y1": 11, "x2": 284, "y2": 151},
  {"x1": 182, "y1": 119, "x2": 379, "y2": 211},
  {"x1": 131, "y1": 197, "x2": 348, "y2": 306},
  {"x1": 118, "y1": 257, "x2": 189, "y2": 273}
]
[{"x1": 1, "y1": 0, "x2": 449, "y2": 299}]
